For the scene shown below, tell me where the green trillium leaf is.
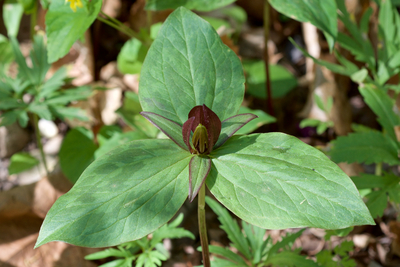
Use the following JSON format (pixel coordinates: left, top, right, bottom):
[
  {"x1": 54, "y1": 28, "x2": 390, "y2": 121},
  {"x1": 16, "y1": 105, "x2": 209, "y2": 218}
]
[
  {"x1": 208, "y1": 133, "x2": 374, "y2": 229},
  {"x1": 214, "y1": 113, "x2": 258, "y2": 149},
  {"x1": 139, "y1": 7, "x2": 245, "y2": 124},
  {"x1": 188, "y1": 156, "x2": 211, "y2": 202},
  {"x1": 35, "y1": 139, "x2": 192, "y2": 248},
  {"x1": 140, "y1": 111, "x2": 188, "y2": 151}
]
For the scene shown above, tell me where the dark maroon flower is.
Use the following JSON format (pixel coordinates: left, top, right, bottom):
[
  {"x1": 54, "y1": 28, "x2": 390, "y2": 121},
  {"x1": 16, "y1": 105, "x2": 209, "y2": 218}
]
[{"x1": 182, "y1": 105, "x2": 221, "y2": 155}]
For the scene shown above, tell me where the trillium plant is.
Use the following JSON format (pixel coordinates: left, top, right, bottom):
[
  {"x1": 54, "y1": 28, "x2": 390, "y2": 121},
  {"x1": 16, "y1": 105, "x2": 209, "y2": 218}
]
[{"x1": 35, "y1": 7, "x2": 374, "y2": 266}]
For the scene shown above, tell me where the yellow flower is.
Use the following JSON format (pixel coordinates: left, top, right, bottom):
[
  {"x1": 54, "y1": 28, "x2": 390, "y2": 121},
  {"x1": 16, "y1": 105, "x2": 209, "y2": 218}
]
[{"x1": 66, "y1": 0, "x2": 83, "y2": 12}]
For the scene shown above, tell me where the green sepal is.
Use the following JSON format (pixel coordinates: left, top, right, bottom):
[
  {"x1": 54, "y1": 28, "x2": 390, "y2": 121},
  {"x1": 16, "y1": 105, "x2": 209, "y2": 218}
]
[{"x1": 188, "y1": 156, "x2": 210, "y2": 202}]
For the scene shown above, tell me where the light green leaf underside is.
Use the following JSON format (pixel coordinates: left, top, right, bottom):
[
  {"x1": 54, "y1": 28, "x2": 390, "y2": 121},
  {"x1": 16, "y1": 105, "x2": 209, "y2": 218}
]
[
  {"x1": 36, "y1": 139, "x2": 191, "y2": 248},
  {"x1": 330, "y1": 131, "x2": 400, "y2": 166},
  {"x1": 139, "y1": 7, "x2": 245, "y2": 124},
  {"x1": 208, "y1": 133, "x2": 374, "y2": 230},
  {"x1": 269, "y1": 0, "x2": 337, "y2": 50},
  {"x1": 45, "y1": 0, "x2": 102, "y2": 63}
]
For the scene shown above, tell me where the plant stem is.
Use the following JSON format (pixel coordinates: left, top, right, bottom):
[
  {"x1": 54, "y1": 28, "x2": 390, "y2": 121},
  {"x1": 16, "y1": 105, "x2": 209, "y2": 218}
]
[
  {"x1": 30, "y1": 1, "x2": 38, "y2": 39},
  {"x1": 263, "y1": 0, "x2": 274, "y2": 119},
  {"x1": 198, "y1": 183, "x2": 210, "y2": 267},
  {"x1": 33, "y1": 113, "x2": 49, "y2": 177},
  {"x1": 97, "y1": 12, "x2": 144, "y2": 42},
  {"x1": 375, "y1": 162, "x2": 382, "y2": 176}
]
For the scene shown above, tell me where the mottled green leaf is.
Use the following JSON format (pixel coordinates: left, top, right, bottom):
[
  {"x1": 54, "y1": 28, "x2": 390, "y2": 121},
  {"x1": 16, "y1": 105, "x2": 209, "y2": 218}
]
[
  {"x1": 94, "y1": 131, "x2": 149, "y2": 159},
  {"x1": 36, "y1": 139, "x2": 191, "y2": 247},
  {"x1": 208, "y1": 133, "x2": 374, "y2": 229},
  {"x1": 139, "y1": 7, "x2": 244, "y2": 124}
]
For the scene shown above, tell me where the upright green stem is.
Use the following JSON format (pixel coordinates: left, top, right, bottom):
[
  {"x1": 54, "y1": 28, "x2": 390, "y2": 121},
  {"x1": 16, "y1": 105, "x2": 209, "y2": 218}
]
[
  {"x1": 198, "y1": 183, "x2": 210, "y2": 267},
  {"x1": 263, "y1": 1, "x2": 274, "y2": 119},
  {"x1": 33, "y1": 113, "x2": 49, "y2": 176},
  {"x1": 30, "y1": 1, "x2": 38, "y2": 39}
]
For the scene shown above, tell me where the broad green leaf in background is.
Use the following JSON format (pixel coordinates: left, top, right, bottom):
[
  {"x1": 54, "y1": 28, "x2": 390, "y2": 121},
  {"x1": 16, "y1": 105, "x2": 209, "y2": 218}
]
[
  {"x1": 359, "y1": 84, "x2": 400, "y2": 144},
  {"x1": 145, "y1": 0, "x2": 237, "y2": 12},
  {"x1": 8, "y1": 152, "x2": 39, "y2": 175},
  {"x1": 243, "y1": 61, "x2": 297, "y2": 99},
  {"x1": 3, "y1": 0, "x2": 24, "y2": 37},
  {"x1": 235, "y1": 106, "x2": 275, "y2": 135},
  {"x1": 139, "y1": 7, "x2": 245, "y2": 124},
  {"x1": 269, "y1": 0, "x2": 337, "y2": 50},
  {"x1": 36, "y1": 140, "x2": 192, "y2": 247},
  {"x1": 202, "y1": 16, "x2": 231, "y2": 32},
  {"x1": 45, "y1": 0, "x2": 102, "y2": 63},
  {"x1": 117, "y1": 38, "x2": 147, "y2": 74},
  {"x1": 116, "y1": 92, "x2": 159, "y2": 138},
  {"x1": 208, "y1": 133, "x2": 374, "y2": 229},
  {"x1": 96, "y1": 125, "x2": 123, "y2": 146},
  {"x1": 18, "y1": 0, "x2": 36, "y2": 13},
  {"x1": 330, "y1": 131, "x2": 400, "y2": 166},
  {"x1": 59, "y1": 127, "x2": 97, "y2": 183}
]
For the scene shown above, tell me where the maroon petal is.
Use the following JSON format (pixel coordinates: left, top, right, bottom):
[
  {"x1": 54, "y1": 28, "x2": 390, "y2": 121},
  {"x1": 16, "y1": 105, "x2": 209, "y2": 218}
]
[
  {"x1": 182, "y1": 116, "x2": 195, "y2": 153},
  {"x1": 213, "y1": 113, "x2": 258, "y2": 150},
  {"x1": 188, "y1": 104, "x2": 221, "y2": 153},
  {"x1": 140, "y1": 112, "x2": 187, "y2": 150}
]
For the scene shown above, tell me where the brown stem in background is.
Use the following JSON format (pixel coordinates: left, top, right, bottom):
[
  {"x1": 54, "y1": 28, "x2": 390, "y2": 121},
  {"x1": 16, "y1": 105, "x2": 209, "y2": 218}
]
[{"x1": 263, "y1": 1, "x2": 275, "y2": 120}]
